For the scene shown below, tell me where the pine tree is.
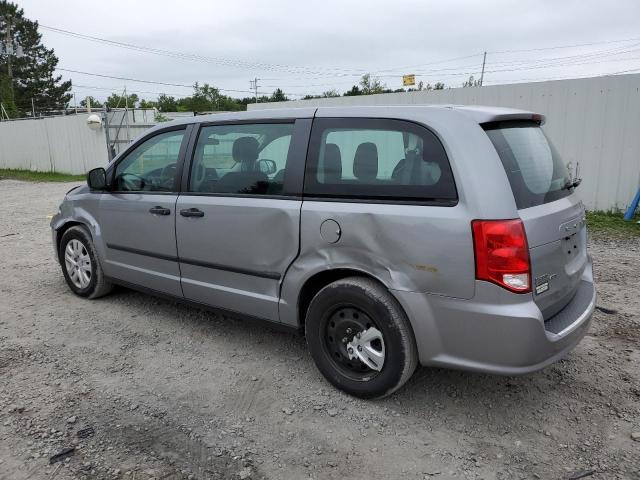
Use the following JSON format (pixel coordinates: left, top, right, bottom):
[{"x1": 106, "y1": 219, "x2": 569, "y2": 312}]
[{"x1": 0, "y1": 1, "x2": 71, "y2": 116}]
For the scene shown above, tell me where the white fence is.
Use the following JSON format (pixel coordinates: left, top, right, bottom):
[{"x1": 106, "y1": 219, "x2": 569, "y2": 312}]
[
  {"x1": 249, "y1": 74, "x2": 640, "y2": 211},
  {"x1": 0, "y1": 109, "x2": 159, "y2": 175},
  {"x1": 0, "y1": 114, "x2": 109, "y2": 175}
]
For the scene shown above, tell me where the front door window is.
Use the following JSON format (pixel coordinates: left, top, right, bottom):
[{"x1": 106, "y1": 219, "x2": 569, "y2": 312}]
[{"x1": 114, "y1": 130, "x2": 186, "y2": 192}]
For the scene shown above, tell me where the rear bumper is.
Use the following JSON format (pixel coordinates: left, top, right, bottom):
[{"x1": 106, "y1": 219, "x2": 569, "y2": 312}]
[{"x1": 392, "y1": 258, "x2": 595, "y2": 375}]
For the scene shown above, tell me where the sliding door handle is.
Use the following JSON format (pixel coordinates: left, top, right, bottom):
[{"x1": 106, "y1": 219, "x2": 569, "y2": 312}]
[
  {"x1": 180, "y1": 208, "x2": 205, "y2": 218},
  {"x1": 149, "y1": 206, "x2": 171, "y2": 216}
]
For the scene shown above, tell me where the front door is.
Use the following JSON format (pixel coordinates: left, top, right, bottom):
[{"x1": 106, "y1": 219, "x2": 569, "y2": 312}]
[
  {"x1": 100, "y1": 127, "x2": 189, "y2": 297},
  {"x1": 175, "y1": 120, "x2": 308, "y2": 321}
]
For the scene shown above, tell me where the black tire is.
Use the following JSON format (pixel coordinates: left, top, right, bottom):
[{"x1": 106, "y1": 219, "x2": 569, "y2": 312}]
[
  {"x1": 305, "y1": 276, "x2": 418, "y2": 399},
  {"x1": 58, "y1": 225, "x2": 112, "y2": 299}
]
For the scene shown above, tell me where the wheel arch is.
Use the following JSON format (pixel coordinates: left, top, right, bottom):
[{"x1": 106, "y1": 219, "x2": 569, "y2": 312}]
[
  {"x1": 297, "y1": 268, "x2": 403, "y2": 333},
  {"x1": 55, "y1": 221, "x2": 92, "y2": 262}
]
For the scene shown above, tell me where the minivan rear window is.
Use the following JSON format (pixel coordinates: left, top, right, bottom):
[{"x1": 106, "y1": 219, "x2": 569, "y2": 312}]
[{"x1": 484, "y1": 121, "x2": 572, "y2": 209}]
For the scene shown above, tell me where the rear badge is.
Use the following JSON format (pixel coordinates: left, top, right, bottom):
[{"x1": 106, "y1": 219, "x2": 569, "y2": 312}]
[
  {"x1": 535, "y1": 282, "x2": 549, "y2": 295},
  {"x1": 534, "y1": 273, "x2": 557, "y2": 295}
]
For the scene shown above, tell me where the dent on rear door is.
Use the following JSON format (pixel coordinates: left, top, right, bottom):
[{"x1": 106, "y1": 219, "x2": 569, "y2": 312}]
[
  {"x1": 291, "y1": 201, "x2": 475, "y2": 297},
  {"x1": 176, "y1": 196, "x2": 301, "y2": 321}
]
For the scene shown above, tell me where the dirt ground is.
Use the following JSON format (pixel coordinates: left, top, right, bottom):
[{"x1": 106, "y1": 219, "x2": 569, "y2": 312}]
[{"x1": 0, "y1": 179, "x2": 638, "y2": 480}]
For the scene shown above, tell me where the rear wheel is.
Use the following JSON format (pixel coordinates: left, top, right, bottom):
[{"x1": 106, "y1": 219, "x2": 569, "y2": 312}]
[
  {"x1": 59, "y1": 226, "x2": 112, "y2": 299},
  {"x1": 305, "y1": 277, "x2": 418, "y2": 398}
]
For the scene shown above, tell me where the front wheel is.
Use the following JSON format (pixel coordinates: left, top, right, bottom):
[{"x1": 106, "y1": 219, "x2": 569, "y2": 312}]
[
  {"x1": 305, "y1": 277, "x2": 418, "y2": 399},
  {"x1": 59, "y1": 226, "x2": 112, "y2": 299}
]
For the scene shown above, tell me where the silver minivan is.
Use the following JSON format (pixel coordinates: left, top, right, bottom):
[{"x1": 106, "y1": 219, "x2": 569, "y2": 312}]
[{"x1": 51, "y1": 105, "x2": 595, "y2": 398}]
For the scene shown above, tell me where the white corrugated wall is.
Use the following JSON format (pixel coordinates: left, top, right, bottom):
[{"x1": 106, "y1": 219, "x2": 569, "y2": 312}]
[
  {"x1": 249, "y1": 74, "x2": 640, "y2": 211},
  {"x1": 0, "y1": 114, "x2": 109, "y2": 175}
]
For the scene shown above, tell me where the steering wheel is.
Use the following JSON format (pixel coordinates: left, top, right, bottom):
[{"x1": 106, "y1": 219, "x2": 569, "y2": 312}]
[{"x1": 118, "y1": 172, "x2": 146, "y2": 191}]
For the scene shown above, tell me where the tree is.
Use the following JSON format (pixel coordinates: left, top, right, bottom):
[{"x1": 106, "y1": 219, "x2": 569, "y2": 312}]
[
  {"x1": 359, "y1": 73, "x2": 385, "y2": 95},
  {"x1": 179, "y1": 82, "x2": 220, "y2": 112},
  {"x1": 0, "y1": 1, "x2": 71, "y2": 114},
  {"x1": 322, "y1": 89, "x2": 340, "y2": 98},
  {"x1": 344, "y1": 85, "x2": 362, "y2": 96},
  {"x1": 433, "y1": 82, "x2": 445, "y2": 90},
  {"x1": 79, "y1": 96, "x2": 102, "y2": 108},
  {"x1": 462, "y1": 75, "x2": 481, "y2": 88},
  {"x1": 156, "y1": 94, "x2": 178, "y2": 112},
  {"x1": 138, "y1": 98, "x2": 157, "y2": 109},
  {"x1": 176, "y1": 83, "x2": 247, "y2": 112},
  {"x1": 269, "y1": 88, "x2": 287, "y2": 102},
  {"x1": 105, "y1": 92, "x2": 139, "y2": 108}
]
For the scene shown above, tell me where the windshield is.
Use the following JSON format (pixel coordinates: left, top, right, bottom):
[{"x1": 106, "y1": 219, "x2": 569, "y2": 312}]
[{"x1": 484, "y1": 121, "x2": 572, "y2": 209}]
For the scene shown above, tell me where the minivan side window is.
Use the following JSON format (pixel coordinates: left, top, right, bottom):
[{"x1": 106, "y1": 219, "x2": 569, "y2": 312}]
[
  {"x1": 188, "y1": 123, "x2": 294, "y2": 196},
  {"x1": 113, "y1": 129, "x2": 186, "y2": 192},
  {"x1": 304, "y1": 118, "x2": 457, "y2": 203}
]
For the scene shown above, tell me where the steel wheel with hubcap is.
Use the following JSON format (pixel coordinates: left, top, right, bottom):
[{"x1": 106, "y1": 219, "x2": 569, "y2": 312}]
[
  {"x1": 306, "y1": 276, "x2": 418, "y2": 399},
  {"x1": 325, "y1": 307, "x2": 385, "y2": 378}
]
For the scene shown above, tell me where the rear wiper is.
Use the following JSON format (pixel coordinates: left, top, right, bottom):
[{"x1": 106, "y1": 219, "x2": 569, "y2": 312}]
[{"x1": 562, "y1": 178, "x2": 582, "y2": 190}]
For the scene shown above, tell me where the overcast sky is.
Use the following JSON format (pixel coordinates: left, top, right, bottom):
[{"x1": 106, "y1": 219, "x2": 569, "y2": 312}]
[{"x1": 15, "y1": 0, "x2": 640, "y2": 103}]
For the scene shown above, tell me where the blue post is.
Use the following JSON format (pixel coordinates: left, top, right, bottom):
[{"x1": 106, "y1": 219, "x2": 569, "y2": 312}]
[{"x1": 624, "y1": 188, "x2": 640, "y2": 221}]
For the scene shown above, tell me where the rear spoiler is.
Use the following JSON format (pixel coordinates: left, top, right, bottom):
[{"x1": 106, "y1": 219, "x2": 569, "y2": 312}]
[{"x1": 452, "y1": 106, "x2": 546, "y2": 126}]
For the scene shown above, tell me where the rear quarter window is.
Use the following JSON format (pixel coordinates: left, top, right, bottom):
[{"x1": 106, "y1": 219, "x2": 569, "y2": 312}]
[
  {"x1": 304, "y1": 118, "x2": 457, "y2": 204},
  {"x1": 484, "y1": 120, "x2": 571, "y2": 209}
]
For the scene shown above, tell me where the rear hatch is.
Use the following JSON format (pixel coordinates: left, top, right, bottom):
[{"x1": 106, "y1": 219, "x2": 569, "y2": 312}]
[{"x1": 484, "y1": 120, "x2": 587, "y2": 319}]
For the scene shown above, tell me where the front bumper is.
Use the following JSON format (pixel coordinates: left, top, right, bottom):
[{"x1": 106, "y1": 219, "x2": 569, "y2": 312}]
[
  {"x1": 392, "y1": 259, "x2": 596, "y2": 375},
  {"x1": 50, "y1": 212, "x2": 62, "y2": 262}
]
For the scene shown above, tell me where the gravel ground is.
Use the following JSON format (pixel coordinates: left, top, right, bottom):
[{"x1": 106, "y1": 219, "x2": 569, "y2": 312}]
[{"x1": 0, "y1": 179, "x2": 639, "y2": 480}]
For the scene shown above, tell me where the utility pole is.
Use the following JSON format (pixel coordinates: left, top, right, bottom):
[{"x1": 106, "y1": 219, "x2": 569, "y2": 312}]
[
  {"x1": 3, "y1": 15, "x2": 13, "y2": 82},
  {"x1": 479, "y1": 51, "x2": 487, "y2": 87},
  {"x1": 1, "y1": 14, "x2": 23, "y2": 99},
  {"x1": 31, "y1": 97, "x2": 35, "y2": 117},
  {"x1": 103, "y1": 105, "x2": 113, "y2": 162},
  {"x1": 250, "y1": 78, "x2": 259, "y2": 103},
  {"x1": 124, "y1": 86, "x2": 131, "y2": 144}
]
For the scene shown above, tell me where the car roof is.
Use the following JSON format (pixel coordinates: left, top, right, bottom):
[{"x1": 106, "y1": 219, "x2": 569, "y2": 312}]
[{"x1": 154, "y1": 104, "x2": 543, "y2": 131}]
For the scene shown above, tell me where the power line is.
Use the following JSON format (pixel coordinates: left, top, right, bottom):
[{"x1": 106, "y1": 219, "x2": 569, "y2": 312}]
[
  {"x1": 263, "y1": 50, "x2": 640, "y2": 91},
  {"x1": 71, "y1": 84, "x2": 188, "y2": 98},
  {"x1": 257, "y1": 42, "x2": 640, "y2": 84},
  {"x1": 40, "y1": 24, "x2": 369, "y2": 76},
  {"x1": 57, "y1": 67, "x2": 256, "y2": 94},
  {"x1": 485, "y1": 66, "x2": 640, "y2": 85},
  {"x1": 491, "y1": 35, "x2": 640, "y2": 54},
  {"x1": 42, "y1": 23, "x2": 640, "y2": 88}
]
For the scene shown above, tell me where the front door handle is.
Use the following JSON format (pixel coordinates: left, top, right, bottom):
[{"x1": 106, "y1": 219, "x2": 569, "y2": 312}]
[
  {"x1": 149, "y1": 206, "x2": 171, "y2": 216},
  {"x1": 180, "y1": 208, "x2": 205, "y2": 218}
]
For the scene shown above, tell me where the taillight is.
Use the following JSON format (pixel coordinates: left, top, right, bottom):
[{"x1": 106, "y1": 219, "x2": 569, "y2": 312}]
[{"x1": 471, "y1": 219, "x2": 531, "y2": 293}]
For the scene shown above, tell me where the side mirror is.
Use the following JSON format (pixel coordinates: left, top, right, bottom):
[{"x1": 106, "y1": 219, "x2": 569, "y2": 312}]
[
  {"x1": 87, "y1": 167, "x2": 107, "y2": 190},
  {"x1": 257, "y1": 159, "x2": 277, "y2": 175}
]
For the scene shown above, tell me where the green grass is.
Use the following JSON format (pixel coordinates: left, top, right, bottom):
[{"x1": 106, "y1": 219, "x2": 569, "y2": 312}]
[
  {"x1": 0, "y1": 169, "x2": 85, "y2": 182},
  {"x1": 586, "y1": 211, "x2": 640, "y2": 238}
]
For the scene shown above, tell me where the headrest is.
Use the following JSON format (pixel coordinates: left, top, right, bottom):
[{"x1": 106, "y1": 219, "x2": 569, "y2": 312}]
[
  {"x1": 232, "y1": 136, "x2": 259, "y2": 164},
  {"x1": 353, "y1": 142, "x2": 378, "y2": 181},
  {"x1": 323, "y1": 143, "x2": 342, "y2": 182}
]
